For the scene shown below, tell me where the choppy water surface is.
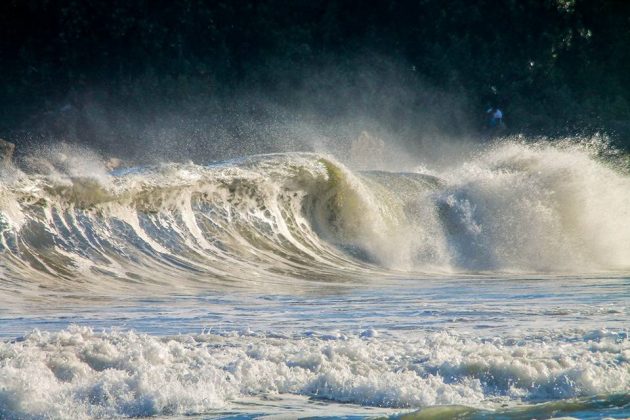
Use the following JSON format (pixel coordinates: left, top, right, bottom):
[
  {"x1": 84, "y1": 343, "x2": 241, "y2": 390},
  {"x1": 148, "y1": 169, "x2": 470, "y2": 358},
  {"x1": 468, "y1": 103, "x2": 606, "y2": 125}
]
[{"x1": 1, "y1": 140, "x2": 629, "y2": 418}]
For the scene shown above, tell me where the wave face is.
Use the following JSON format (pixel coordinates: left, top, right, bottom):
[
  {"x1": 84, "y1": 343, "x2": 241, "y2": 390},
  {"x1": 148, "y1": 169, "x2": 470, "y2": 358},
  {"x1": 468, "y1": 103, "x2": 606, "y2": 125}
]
[
  {"x1": 1, "y1": 140, "x2": 630, "y2": 294},
  {"x1": 1, "y1": 139, "x2": 630, "y2": 419}
]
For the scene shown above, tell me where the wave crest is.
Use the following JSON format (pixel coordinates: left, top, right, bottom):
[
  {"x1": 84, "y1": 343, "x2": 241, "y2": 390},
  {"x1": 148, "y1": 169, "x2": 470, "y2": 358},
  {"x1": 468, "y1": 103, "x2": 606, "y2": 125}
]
[{"x1": 1, "y1": 141, "x2": 630, "y2": 292}]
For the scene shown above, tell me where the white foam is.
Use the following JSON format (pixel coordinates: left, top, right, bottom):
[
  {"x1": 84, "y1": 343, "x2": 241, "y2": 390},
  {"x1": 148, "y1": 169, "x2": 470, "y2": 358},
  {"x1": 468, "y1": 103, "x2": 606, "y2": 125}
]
[
  {"x1": 2, "y1": 143, "x2": 630, "y2": 297},
  {"x1": 432, "y1": 140, "x2": 630, "y2": 271},
  {"x1": 0, "y1": 326, "x2": 627, "y2": 418}
]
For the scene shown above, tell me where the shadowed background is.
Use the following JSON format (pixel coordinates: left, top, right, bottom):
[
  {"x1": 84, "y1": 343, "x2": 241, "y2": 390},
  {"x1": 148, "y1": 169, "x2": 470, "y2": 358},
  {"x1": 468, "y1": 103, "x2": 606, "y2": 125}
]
[{"x1": 1, "y1": 0, "x2": 629, "y2": 162}]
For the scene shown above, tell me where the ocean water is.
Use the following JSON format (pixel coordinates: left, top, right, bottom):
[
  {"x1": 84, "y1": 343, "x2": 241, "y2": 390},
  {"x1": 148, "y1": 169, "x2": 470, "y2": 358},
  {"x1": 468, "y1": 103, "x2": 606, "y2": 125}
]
[{"x1": 0, "y1": 140, "x2": 629, "y2": 419}]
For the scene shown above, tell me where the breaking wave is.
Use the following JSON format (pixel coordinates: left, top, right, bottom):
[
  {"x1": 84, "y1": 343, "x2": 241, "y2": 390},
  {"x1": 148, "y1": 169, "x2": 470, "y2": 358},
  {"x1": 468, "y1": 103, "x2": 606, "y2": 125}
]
[
  {"x1": 1, "y1": 139, "x2": 630, "y2": 419},
  {"x1": 1, "y1": 140, "x2": 630, "y2": 295}
]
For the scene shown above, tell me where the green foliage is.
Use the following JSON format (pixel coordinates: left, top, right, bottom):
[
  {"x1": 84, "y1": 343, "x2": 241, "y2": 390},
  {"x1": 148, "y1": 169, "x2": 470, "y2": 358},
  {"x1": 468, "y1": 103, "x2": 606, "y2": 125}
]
[{"x1": 1, "y1": 0, "x2": 629, "y2": 145}]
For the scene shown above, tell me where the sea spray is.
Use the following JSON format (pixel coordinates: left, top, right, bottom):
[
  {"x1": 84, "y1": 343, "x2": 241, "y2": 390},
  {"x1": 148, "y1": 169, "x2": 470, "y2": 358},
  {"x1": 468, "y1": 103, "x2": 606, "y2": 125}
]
[{"x1": 1, "y1": 140, "x2": 630, "y2": 298}]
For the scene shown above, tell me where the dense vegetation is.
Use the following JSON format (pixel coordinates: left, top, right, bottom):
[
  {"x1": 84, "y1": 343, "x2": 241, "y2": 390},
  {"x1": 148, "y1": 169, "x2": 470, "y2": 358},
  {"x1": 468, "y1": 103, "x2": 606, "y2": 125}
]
[{"x1": 1, "y1": 0, "x2": 629, "y2": 154}]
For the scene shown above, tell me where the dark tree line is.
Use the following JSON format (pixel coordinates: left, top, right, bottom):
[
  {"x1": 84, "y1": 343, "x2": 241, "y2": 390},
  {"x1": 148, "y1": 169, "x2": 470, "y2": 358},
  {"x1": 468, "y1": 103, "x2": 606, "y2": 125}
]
[{"x1": 1, "y1": 0, "x2": 629, "y2": 149}]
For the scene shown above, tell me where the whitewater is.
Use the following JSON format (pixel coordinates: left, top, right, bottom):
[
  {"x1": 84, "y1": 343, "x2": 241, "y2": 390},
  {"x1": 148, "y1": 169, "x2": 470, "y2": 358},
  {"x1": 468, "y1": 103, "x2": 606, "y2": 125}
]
[{"x1": 0, "y1": 139, "x2": 629, "y2": 419}]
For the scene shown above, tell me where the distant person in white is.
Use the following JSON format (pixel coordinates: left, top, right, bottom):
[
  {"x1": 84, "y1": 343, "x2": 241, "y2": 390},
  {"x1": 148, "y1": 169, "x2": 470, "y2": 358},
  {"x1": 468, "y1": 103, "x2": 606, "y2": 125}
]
[
  {"x1": 487, "y1": 107, "x2": 504, "y2": 128},
  {"x1": 493, "y1": 108, "x2": 503, "y2": 124}
]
